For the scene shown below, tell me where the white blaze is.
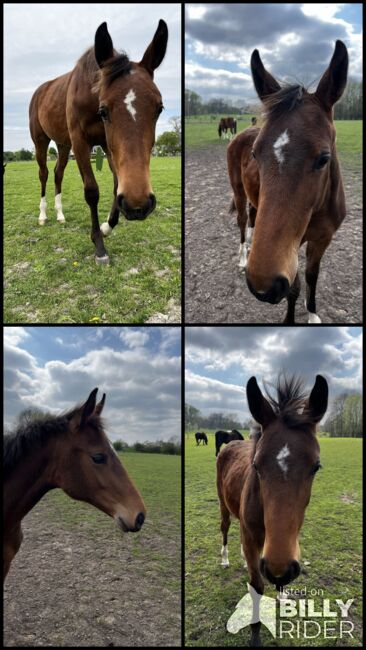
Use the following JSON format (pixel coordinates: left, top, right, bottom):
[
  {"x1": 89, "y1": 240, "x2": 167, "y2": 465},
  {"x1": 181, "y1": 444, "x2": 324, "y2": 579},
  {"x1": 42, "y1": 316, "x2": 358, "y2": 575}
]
[
  {"x1": 124, "y1": 89, "x2": 137, "y2": 121},
  {"x1": 273, "y1": 129, "x2": 290, "y2": 166},
  {"x1": 276, "y1": 444, "x2": 290, "y2": 476}
]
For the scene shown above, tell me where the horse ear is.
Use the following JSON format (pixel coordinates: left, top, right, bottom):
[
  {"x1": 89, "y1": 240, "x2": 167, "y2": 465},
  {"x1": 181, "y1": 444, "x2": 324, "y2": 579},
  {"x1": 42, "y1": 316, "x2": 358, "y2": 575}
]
[
  {"x1": 251, "y1": 49, "x2": 281, "y2": 101},
  {"x1": 95, "y1": 22, "x2": 114, "y2": 68},
  {"x1": 94, "y1": 393, "x2": 106, "y2": 416},
  {"x1": 246, "y1": 377, "x2": 275, "y2": 427},
  {"x1": 314, "y1": 40, "x2": 348, "y2": 112},
  {"x1": 79, "y1": 388, "x2": 99, "y2": 428},
  {"x1": 139, "y1": 19, "x2": 168, "y2": 77},
  {"x1": 307, "y1": 375, "x2": 328, "y2": 423}
]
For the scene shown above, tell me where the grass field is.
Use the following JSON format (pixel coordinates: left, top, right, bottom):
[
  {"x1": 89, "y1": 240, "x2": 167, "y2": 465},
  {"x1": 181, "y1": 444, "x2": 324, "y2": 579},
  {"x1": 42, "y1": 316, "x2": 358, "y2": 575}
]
[
  {"x1": 185, "y1": 432, "x2": 362, "y2": 647},
  {"x1": 4, "y1": 157, "x2": 181, "y2": 324},
  {"x1": 185, "y1": 117, "x2": 362, "y2": 165}
]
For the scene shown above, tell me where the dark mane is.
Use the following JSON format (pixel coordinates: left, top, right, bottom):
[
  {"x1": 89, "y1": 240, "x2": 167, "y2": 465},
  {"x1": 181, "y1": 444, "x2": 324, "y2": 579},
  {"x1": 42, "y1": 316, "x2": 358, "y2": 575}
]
[
  {"x1": 263, "y1": 84, "x2": 308, "y2": 119},
  {"x1": 4, "y1": 408, "x2": 103, "y2": 478},
  {"x1": 263, "y1": 375, "x2": 313, "y2": 430}
]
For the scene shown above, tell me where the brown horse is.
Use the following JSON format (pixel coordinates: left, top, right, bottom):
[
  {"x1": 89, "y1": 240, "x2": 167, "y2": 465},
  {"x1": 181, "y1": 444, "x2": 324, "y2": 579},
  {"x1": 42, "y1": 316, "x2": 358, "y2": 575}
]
[
  {"x1": 227, "y1": 41, "x2": 348, "y2": 323},
  {"x1": 29, "y1": 20, "x2": 168, "y2": 264},
  {"x1": 4, "y1": 388, "x2": 146, "y2": 581},
  {"x1": 219, "y1": 117, "x2": 237, "y2": 139},
  {"x1": 217, "y1": 374, "x2": 328, "y2": 646}
]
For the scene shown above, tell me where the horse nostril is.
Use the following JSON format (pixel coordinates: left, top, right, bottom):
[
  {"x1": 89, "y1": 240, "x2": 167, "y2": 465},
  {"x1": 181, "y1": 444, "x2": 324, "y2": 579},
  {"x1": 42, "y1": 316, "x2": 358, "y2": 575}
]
[
  {"x1": 272, "y1": 275, "x2": 290, "y2": 303},
  {"x1": 135, "y1": 512, "x2": 145, "y2": 531},
  {"x1": 291, "y1": 560, "x2": 301, "y2": 580}
]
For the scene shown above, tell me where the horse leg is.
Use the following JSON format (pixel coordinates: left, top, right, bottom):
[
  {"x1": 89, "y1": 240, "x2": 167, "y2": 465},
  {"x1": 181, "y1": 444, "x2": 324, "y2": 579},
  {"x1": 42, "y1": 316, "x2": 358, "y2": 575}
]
[
  {"x1": 241, "y1": 526, "x2": 265, "y2": 647},
  {"x1": 4, "y1": 524, "x2": 23, "y2": 581},
  {"x1": 100, "y1": 151, "x2": 120, "y2": 237},
  {"x1": 54, "y1": 144, "x2": 70, "y2": 222},
  {"x1": 283, "y1": 271, "x2": 301, "y2": 324},
  {"x1": 240, "y1": 529, "x2": 248, "y2": 568},
  {"x1": 72, "y1": 139, "x2": 109, "y2": 264},
  {"x1": 34, "y1": 136, "x2": 50, "y2": 224},
  {"x1": 219, "y1": 501, "x2": 231, "y2": 567},
  {"x1": 305, "y1": 239, "x2": 331, "y2": 323}
]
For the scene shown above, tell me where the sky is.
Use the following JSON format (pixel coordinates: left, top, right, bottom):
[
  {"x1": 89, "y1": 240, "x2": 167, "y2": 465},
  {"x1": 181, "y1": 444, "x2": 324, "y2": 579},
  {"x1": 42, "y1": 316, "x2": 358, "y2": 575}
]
[
  {"x1": 4, "y1": 3, "x2": 181, "y2": 151},
  {"x1": 4, "y1": 326, "x2": 181, "y2": 443},
  {"x1": 185, "y1": 3, "x2": 363, "y2": 102},
  {"x1": 185, "y1": 326, "x2": 362, "y2": 424}
]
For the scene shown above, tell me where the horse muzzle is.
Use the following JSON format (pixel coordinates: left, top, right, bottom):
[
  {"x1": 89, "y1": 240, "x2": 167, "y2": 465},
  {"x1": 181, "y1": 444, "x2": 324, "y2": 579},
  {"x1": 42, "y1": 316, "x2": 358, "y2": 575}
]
[
  {"x1": 116, "y1": 512, "x2": 145, "y2": 533},
  {"x1": 117, "y1": 193, "x2": 156, "y2": 221},
  {"x1": 260, "y1": 558, "x2": 301, "y2": 587},
  {"x1": 246, "y1": 274, "x2": 290, "y2": 304}
]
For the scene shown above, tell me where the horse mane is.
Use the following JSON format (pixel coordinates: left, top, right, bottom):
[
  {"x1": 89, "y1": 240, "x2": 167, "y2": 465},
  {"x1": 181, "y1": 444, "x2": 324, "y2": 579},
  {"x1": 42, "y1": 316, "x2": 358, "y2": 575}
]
[
  {"x1": 78, "y1": 47, "x2": 132, "y2": 93},
  {"x1": 3, "y1": 407, "x2": 103, "y2": 478},
  {"x1": 263, "y1": 375, "x2": 314, "y2": 430},
  {"x1": 263, "y1": 84, "x2": 308, "y2": 119}
]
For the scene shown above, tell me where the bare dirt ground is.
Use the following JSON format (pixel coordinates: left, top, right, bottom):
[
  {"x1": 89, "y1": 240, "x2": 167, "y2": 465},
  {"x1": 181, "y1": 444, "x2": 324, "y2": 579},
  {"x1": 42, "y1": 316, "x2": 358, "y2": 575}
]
[
  {"x1": 4, "y1": 497, "x2": 181, "y2": 647},
  {"x1": 185, "y1": 144, "x2": 362, "y2": 323}
]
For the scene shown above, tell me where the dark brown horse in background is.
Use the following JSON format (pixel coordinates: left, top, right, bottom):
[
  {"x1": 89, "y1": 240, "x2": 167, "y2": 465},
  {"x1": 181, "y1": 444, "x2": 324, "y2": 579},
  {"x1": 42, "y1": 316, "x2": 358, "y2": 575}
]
[
  {"x1": 195, "y1": 431, "x2": 208, "y2": 445},
  {"x1": 217, "y1": 374, "x2": 328, "y2": 646},
  {"x1": 4, "y1": 388, "x2": 146, "y2": 581},
  {"x1": 227, "y1": 41, "x2": 348, "y2": 322},
  {"x1": 219, "y1": 117, "x2": 237, "y2": 139},
  {"x1": 215, "y1": 429, "x2": 244, "y2": 456},
  {"x1": 29, "y1": 20, "x2": 168, "y2": 263}
]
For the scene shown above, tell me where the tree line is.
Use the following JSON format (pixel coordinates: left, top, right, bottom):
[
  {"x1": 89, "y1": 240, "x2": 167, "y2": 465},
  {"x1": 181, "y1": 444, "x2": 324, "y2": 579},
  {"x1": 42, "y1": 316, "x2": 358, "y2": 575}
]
[
  {"x1": 185, "y1": 403, "x2": 245, "y2": 432},
  {"x1": 112, "y1": 437, "x2": 180, "y2": 455},
  {"x1": 186, "y1": 83, "x2": 363, "y2": 120},
  {"x1": 324, "y1": 392, "x2": 362, "y2": 437}
]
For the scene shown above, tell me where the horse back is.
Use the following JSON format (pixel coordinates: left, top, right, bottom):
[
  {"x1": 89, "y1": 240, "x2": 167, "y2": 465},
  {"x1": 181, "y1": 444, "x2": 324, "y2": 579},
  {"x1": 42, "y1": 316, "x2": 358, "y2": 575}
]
[
  {"x1": 30, "y1": 72, "x2": 73, "y2": 146},
  {"x1": 216, "y1": 440, "x2": 252, "y2": 519}
]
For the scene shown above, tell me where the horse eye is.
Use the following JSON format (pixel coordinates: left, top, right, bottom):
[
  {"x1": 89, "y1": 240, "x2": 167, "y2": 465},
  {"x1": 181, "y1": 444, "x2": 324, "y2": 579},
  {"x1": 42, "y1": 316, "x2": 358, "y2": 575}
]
[
  {"x1": 251, "y1": 150, "x2": 256, "y2": 159},
  {"x1": 92, "y1": 453, "x2": 107, "y2": 464},
  {"x1": 311, "y1": 461, "x2": 322, "y2": 475},
  {"x1": 98, "y1": 106, "x2": 109, "y2": 122},
  {"x1": 314, "y1": 153, "x2": 330, "y2": 170},
  {"x1": 157, "y1": 104, "x2": 164, "y2": 117},
  {"x1": 252, "y1": 461, "x2": 259, "y2": 472}
]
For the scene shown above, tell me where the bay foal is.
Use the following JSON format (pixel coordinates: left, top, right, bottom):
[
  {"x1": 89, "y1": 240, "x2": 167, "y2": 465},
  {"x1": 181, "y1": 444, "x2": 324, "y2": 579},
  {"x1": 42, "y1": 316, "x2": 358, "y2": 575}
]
[
  {"x1": 217, "y1": 375, "x2": 328, "y2": 645},
  {"x1": 228, "y1": 41, "x2": 348, "y2": 322},
  {"x1": 4, "y1": 388, "x2": 146, "y2": 580},
  {"x1": 29, "y1": 20, "x2": 168, "y2": 263}
]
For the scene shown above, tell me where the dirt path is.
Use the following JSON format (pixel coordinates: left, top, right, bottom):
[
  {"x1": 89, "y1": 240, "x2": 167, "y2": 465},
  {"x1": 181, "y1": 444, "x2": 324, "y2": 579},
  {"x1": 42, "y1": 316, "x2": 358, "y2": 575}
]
[
  {"x1": 185, "y1": 144, "x2": 362, "y2": 323},
  {"x1": 4, "y1": 498, "x2": 181, "y2": 647}
]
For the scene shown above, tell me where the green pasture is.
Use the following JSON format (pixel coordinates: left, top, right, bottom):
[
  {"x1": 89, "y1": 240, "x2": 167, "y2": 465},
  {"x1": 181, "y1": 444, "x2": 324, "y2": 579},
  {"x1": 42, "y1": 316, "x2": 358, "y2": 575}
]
[
  {"x1": 4, "y1": 157, "x2": 181, "y2": 324},
  {"x1": 42, "y1": 452, "x2": 181, "y2": 587},
  {"x1": 185, "y1": 433, "x2": 362, "y2": 646},
  {"x1": 185, "y1": 116, "x2": 362, "y2": 166}
]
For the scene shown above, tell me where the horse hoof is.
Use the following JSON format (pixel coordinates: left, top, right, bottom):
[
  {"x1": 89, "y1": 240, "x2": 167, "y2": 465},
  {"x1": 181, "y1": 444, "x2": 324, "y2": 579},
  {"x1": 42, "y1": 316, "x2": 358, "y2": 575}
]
[
  {"x1": 57, "y1": 216, "x2": 66, "y2": 223},
  {"x1": 221, "y1": 561, "x2": 230, "y2": 568},
  {"x1": 95, "y1": 254, "x2": 110, "y2": 265},
  {"x1": 38, "y1": 219, "x2": 47, "y2": 225},
  {"x1": 100, "y1": 222, "x2": 112, "y2": 237},
  {"x1": 308, "y1": 312, "x2": 322, "y2": 324}
]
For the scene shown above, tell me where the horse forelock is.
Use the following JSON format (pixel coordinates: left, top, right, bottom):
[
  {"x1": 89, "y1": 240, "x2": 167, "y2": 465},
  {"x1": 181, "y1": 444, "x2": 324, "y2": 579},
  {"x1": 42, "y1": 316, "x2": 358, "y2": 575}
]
[{"x1": 262, "y1": 84, "x2": 308, "y2": 120}]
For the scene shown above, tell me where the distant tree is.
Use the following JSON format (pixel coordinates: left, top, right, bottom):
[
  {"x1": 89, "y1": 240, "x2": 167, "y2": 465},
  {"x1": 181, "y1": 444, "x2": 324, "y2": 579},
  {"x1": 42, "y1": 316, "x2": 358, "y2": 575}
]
[
  {"x1": 15, "y1": 148, "x2": 33, "y2": 161},
  {"x1": 113, "y1": 439, "x2": 129, "y2": 452},
  {"x1": 155, "y1": 131, "x2": 181, "y2": 155},
  {"x1": 49, "y1": 147, "x2": 57, "y2": 157},
  {"x1": 3, "y1": 151, "x2": 16, "y2": 162}
]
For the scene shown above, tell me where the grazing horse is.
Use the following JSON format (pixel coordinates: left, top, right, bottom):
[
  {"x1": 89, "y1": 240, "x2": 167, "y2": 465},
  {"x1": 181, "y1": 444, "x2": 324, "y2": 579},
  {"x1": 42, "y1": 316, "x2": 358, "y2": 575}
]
[
  {"x1": 195, "y1": 431, "x2": 208, "y2": 446},
  {"x1": 218, "y1": 117, "x2": 237, "y2": 140},
  {"x1": 251, "y1": 116, "x2": 257, "y2": 126},
  {"x1": 3, "y1": 388, "x2": 146, "y2": 581},
  {"x1": 29, "y1": 20, "x2": 168, "y2": 264},
  {"x1": 215, "y1": 429, "x2": 244, "y2": 456},
  {"x1": 217, "y1": 374, "x2": 328, "y2": 646},
  {"x1": 227, "y1": 41, "x2": 348, "y2": 323}
]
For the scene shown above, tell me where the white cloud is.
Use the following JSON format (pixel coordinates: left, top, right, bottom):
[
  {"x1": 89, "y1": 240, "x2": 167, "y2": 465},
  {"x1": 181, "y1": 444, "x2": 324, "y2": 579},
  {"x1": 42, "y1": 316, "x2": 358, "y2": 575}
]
[
  {"x1": 119, "y1": 329, "x2": 150, "y2": 349},
  {"x1": 4, "y1": 326, "x2": 30, "y2": 346}
]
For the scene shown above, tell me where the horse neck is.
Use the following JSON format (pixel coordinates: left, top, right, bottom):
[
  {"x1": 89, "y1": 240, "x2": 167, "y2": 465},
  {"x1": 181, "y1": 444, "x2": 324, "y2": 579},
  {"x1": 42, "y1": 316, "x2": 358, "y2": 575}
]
[{"x1": 4, "y1": 441, "x2": 56, "y2": 530}]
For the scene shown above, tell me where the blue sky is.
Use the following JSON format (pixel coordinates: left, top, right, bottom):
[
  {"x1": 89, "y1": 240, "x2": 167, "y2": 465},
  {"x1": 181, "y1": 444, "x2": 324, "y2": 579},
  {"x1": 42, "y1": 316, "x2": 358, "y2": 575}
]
[
  {"x1": 4, "y1": 3, "x2": 181, "y2": 151},
  {"x1": 4, "y1": 326, "x2": 181, "y2": 443},
  {"x1": 185, "y1": 3, "x2": 362, "y2": 102},
  {"x1": 185, "y1": 326, "x2": 362, "y2": 424}
]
